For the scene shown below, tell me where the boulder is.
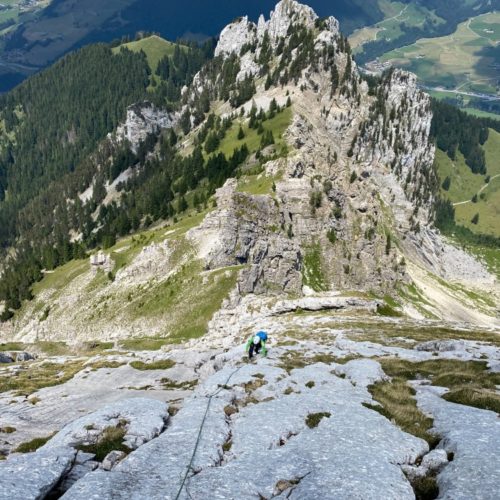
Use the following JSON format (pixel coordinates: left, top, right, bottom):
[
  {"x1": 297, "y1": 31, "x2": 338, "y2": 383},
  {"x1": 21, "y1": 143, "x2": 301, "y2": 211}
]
[
  {"x1": 0, "y1": 353, "x2": 13, "y2": 364},
  {"x1": 102, "y1": 450, "x2": 127, "y2": 471},
  {"x1": 16, "y1": 352, "x2": 34, "y2": 362}
]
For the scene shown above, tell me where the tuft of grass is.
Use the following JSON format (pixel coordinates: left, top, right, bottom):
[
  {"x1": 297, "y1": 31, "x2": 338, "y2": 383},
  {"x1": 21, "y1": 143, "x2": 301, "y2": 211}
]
[
  {"x1": 305, "y1": 412, "x2": 331, "y2": 429},
  {"x1": 367, "y1": 378, "x2": 439, "y2": 446},
  {"x1": 224, "y1": 405, "x2": 238, "y2": 417},
  {"x1": 15, "y1": 434, "x2": 55, "y2": 453},
  {"x1": 89, "y1": 360, "x2": 126, "y2": 371},
  {"x1": 305, "y1": 381, "x2": 315, "y2": 389},
  {"x1": 377, "y1": 303, "x2": 403, "y2": 317},
  {"x1": 130, "y1": 359, "x2": 176, "y2": 371},
  {"x1": 0, "y1": 343, "x2": 24, "y2": 351},
  {"x1": 278, "y1": 351, "x2": 308, "y2": 373},
  {"x1": 76, "y1": 426, "x2": 131, "y2": 462},
  {"x1": 410, "y1": 474, "x2": 439, "y2": 500},
  {"x1": 36, "y1": 342, "x2": 70, "y2": 356},
  {"x1": 369, "y1": 358, "x2": 500, "y2": 444},
  {"x1": 119, "y1": 338, "x2": 168, "y2": 351},
  {"x1": 444, "y1": 387, "x2": 500, "y2": 413},
  {"x1": 0, "y1": 361, "x2": 85, "y2": 396},
  {"x1": 244, "y1": 378, "x2": 267, "y2": 394},
  {"x1": 0, "y1": 426, "x2": 16, "y2": 434},
  {"x1": 161, "y1": 378, "x2": 197, "y2": 390}
]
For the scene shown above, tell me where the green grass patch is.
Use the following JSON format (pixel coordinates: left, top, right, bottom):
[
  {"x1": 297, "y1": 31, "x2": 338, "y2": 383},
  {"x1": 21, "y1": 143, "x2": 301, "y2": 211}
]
[
  {"x1": 89, "y1": 360, "x2": 126, "y2": 371},
  {"x1": 435, "y1": 148, "x2": 485, "y2": 203},
  {"x1": 36, "y1": 342, "x2": 70, "y2": 356},
  {"x1": 112, "y1": 35, "x2": 176, "y2": 73},
  {"x1": 14, "y1": 434, "x2": 55, "y2": 453},
  {"x1": 0, "y1": 361, "x2": 85, "y2": 396},
  {"x1": 130, "y1": 359, "x2": 176, "y2": 371},
  {"x1": 378, "y1": 358, "x2": 500, "y2": 414},
  {"x1": 76, "y1": 426, "x2": 131, "y2": 462},
  {"x1": 216, "y1": 106, "x2": 292, "y2": 159},
  {"x1": 0, "y1": 342, "x2": 24, "y2": 351},
  {"x1": 32, "y1": 259, "x2": 88, "y2": 297},
  {"x1": 461, "y1": 107, "x2": 500, "y2": 120},
  {"x1": 302, "y1": 244, "x2": 327, "y2": 292},
  {"x1": 119, "y1": 338, "x2": 168, "y2": 351},
  {"x1": 161, "y1": 378, "x2": 198, "y2": 390},
  {"x1": 127, "y1": 238, "x2": 241, "y2": 343},
  {"x1": 344, "y1": 320, "x2": 500, "y2": 347},
  {"x1": 237, "y1": 174, "x2": 276, "y2": 196},
  {"x1": 367, "y1": 376, "x2": 439, "y2": 446},
  {"x1": 377, "y1": 303, "x2": 403, "y2": 317},
  {"x1": 305, "y1": 412, "x2": 331, "y2": 429}
]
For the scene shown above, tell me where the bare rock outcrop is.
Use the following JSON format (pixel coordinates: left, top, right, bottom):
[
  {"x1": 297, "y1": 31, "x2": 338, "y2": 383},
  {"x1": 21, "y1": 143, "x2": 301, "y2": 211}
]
[
  {"x1": 188, "y1": 179, "x2": 302, "y2": 295},
  {"x1": 115, "y1": 102, "x2": 174, "y2": 153}
]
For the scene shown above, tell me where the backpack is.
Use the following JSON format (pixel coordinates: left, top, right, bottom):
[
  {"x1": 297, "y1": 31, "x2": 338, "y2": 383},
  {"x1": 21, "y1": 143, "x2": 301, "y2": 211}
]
[{"x1": 257, "y1": 331, "x2": 268, "y2": 342}]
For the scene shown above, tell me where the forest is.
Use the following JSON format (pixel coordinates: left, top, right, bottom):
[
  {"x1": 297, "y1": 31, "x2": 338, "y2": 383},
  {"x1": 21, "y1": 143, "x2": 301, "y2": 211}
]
[{"x1": 0, "y1": 37, "x2": 213, "y2": 320}]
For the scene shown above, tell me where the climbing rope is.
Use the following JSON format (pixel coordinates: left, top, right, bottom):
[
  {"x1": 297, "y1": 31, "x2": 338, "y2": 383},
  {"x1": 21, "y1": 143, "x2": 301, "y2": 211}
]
[{"x1": 173, "y1": 364, "x2": 243, "y2": 500}]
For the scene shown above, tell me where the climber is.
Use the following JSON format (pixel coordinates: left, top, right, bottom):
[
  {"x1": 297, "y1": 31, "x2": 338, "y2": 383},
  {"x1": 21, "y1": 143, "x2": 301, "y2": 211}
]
[{"x1": 246, "y1": 331, "x2": 268, "y2": 360}]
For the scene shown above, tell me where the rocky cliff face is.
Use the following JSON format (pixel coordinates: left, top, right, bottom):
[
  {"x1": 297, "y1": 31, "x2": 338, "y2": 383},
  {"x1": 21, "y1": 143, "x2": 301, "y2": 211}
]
[
  {"x1": 183, "y1": 0, "x2": 438, "y2": 298},
  {"x1": 114, "y1": 102, "x2": 174, "y2": 153}
]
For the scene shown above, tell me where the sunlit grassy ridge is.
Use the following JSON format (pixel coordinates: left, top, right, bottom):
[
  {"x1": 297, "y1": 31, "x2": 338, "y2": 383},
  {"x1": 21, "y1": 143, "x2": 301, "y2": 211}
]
[{"x1": 112, "y1": 35, "x2": 177, "y2": 73}]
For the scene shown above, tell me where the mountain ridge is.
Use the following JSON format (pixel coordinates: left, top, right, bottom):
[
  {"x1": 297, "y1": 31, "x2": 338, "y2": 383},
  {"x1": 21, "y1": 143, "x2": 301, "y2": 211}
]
[
  {"x1": 0, "y1": 0, "x2": 498, "y2": 343},
  {"x1": 0, "y1": 3, "x2": 499, "y2": 498}
]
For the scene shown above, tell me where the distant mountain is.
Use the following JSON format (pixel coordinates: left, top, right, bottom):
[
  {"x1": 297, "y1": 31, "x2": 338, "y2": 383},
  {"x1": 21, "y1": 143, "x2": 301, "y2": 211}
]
[{"x1": 0, "y1": 0, "x2": 385, "y2": 92}]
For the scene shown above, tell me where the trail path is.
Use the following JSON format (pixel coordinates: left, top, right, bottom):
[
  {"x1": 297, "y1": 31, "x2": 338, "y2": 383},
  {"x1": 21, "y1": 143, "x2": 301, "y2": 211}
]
[{"x1": 453, "y1": 174, "x2": 500, "y2": 206}]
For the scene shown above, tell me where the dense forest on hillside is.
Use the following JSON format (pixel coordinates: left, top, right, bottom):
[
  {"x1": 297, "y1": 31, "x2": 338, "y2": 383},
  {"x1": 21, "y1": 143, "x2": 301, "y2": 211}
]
[{"x1": 0, "y1": 37, "x2": 214, "y2": 320}]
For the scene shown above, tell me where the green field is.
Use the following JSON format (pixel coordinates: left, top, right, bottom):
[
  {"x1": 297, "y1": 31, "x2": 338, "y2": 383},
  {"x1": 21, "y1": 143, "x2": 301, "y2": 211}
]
[
  {"x1": 469, "y1": 15, "x2": 500, "y2": 43},
  {"x1": 436, "y1": 129, "x2": 500, "y2": 237},
  {"x1": 381, "y1": 12, "x2": 500, "y2": 97},
  {"x1": 350, "y1": 0, "x2": 444, "y2": 51},
  {"x1": 112, "y1": 35, "x2": 176, "y2": 73}
]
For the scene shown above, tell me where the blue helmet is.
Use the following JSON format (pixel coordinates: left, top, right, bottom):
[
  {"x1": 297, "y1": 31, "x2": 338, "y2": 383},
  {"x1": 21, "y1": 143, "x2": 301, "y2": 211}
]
[{"x1": 256, "y1": 331, "x2": 268, "y2": 342}]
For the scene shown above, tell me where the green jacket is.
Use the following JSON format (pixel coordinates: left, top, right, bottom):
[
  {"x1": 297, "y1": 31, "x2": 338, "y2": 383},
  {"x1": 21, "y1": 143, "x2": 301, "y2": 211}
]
[{"x1": 245, "y1": 337, "x2": 267, "y2": 356}]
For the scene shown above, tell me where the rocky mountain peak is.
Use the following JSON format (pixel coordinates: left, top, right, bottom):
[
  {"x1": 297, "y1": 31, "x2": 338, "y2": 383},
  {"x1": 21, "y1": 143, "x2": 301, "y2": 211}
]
[{"x1": 216, "y1": 0, "x2": 332, "y2": 57}]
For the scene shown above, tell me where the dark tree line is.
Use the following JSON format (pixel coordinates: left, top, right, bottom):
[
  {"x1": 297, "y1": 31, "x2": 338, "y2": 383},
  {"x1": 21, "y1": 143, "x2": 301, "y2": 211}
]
[{"x1": 430, "y1": 100, "x2": 493, "y2": 175}]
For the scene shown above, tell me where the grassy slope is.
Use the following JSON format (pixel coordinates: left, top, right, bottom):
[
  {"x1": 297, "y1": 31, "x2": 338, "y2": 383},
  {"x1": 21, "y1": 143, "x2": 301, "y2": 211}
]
[
  {"x1": 380, "y1": 12, "x2": 500, "y2": 96},
  {"x1": 15, "y1": 209, "x2": 240, "y2": 343},
  {"x1": 216, "y1": 106, "x2": 292, "y2": 159},
  {"x1": 112, "y1": 35, "x2": 176, "y2": 73},
  {"x1": 435, "y1": 129, "x2": 500, "y2": 237}
]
